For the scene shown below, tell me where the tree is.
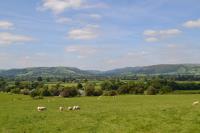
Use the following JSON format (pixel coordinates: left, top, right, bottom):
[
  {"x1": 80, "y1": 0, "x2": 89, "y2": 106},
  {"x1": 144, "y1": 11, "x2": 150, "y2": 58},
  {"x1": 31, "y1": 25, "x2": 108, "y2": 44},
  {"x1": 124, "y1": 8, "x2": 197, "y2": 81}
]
[
  {"x1": 93, "y1": 88, "x2": 103, "y2": 96},
  {"x1": 101, "y1": 81, "x2": 113, "y2": 91},
  {"x1": 118, "y1": 84, "x2": 129, "y2": 94},
  {"x1": 77, "y1": 83, "x2": 83, "y2": 90},
  {"x1": 37, "y1": 77, "x2": 43, "y2": 82},
  {"x1": 0, "y1": 78, "x2": 7, "y2": 91},
  {"x1": 39, "y1": 86, "x2": 51, "y2": 96},
  {"x1": 85, "y1": 83, "x2": 95, "y2": 96},
  {"x1": 159, "y1": 86, "x2": 173, "y2": 94},
  {"x1": 60, "y1": 87, "x2": 78, "y2": 97},
  {"x1": 146, "y1": 86, "x2": 158, "y2": 95}
]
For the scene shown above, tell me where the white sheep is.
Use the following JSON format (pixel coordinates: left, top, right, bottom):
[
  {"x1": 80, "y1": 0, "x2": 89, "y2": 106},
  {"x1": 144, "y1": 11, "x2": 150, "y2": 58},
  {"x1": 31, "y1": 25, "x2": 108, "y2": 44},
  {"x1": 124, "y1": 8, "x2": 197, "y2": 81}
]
[
  {"x1": 59, "y1": 106, "x2": 64, "y2": 111},
  {"x1": 75, "y1": 106, "x2": 80, "y2": 110},
  {"x1": 192, "y1": 101, "x2": 199, "y2": 106},
  {"x1": 72, "y1": 106, "x2": 80, "y2": 110},
  {"x1": 37, "y1": 106, "x2": 47, "y2": 111},
  {"x1": 68, "y1": 106, "x2": 72, "y2": 110}
]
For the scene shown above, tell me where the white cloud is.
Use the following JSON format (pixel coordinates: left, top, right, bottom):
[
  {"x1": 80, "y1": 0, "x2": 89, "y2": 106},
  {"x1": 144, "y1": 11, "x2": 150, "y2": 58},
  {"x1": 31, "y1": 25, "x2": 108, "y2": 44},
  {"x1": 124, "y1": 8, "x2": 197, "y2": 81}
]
[
  {"x1": 65, "y1": 45, "x2": 97, "y2": 58},
  {"x1": 183, "y1": 19, "x2": 200, "y2": 28},
  {"x1": 145, "y1": 37, "x2": 159, "y2": 42},
  {"x1": 89, "y1": 14, "x2": 102, "y2": 20},
  {"x1": 40, "y1": 0, "x2": 83, "y2": 14},
  {"x1": 68, "y1": 25, "x2": 99, "y2": 40},
  {"x1": 56, "y1": 17, "x2": 72, "y2": 24},
  {"x1": 0, "y1": 32, "x2": 34, "y2": 45},
  {"x1": 144, "y1": 29, "x2": 182, "y2": 42},
  {"x1": 143, "y1": 30, "x2": 157, "y2": 36},
  {"x1": 144, "y1": 29, "x2": 181, "y2": 36},
  {"x1": 40, "y1": 0, "x2": 107, "y2": 14},
  {"x1": 0, "y1": 20, "x2": 14, "y2": 29}
]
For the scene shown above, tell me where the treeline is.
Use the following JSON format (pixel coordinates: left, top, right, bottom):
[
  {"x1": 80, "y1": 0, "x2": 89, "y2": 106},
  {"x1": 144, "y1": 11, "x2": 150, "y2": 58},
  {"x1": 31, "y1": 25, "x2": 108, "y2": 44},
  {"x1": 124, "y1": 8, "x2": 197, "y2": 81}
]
[
  {"x1": 3, "y1": 74, "x2": 200, "y2": 83},
  {"x1": 1, "y1": 77, "x2": 200, "y2": 98}
]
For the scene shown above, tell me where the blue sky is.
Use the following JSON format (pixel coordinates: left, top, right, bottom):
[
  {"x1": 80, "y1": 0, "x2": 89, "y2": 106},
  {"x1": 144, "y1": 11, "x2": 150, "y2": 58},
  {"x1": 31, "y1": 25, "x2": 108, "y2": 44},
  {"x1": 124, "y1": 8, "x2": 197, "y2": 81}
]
[{"x1": 0, "y1": 0, "x2": 200, "y2": 70}]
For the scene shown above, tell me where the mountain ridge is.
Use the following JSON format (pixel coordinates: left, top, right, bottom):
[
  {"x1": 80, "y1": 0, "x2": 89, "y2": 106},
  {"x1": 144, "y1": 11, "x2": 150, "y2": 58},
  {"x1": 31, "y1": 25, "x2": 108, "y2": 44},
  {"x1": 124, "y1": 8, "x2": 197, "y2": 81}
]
[{"x1": 1, "y1": 64, "x2": 200, "y2": 78}]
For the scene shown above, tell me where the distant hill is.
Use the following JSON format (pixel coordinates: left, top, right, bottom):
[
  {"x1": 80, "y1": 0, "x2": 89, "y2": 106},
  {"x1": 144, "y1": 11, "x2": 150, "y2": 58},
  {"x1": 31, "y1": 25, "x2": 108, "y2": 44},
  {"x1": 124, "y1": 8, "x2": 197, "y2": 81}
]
[
  {"x1": 0, "y1": 67, "x2": 100, "y2": 79},
  {"x1": 1, "y1": 64, "x2": 200, "y2": 78},
  {"x1": 103, "y1": 64, "x2": 200, "y2": 76}
]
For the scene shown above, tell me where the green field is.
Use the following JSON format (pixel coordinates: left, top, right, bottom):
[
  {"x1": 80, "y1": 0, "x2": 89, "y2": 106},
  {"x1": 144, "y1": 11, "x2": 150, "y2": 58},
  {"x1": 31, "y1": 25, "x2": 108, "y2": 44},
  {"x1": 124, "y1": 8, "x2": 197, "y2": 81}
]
[{"x1": 1, "y1": 93, "x2": 200, "y2": 133}]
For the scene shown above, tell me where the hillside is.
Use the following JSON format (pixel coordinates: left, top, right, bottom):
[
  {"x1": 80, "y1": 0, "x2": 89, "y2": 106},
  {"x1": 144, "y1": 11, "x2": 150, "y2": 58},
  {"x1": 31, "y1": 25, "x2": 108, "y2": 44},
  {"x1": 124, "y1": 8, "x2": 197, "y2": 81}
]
[
  {"x1": 0, "y1": 64, "x2": 200, "y2": 78},
  {"x1": 103, "y1": 64, "x2": 200, "y2": 76},
  {"x1": 0, "y1": 67, "x2": 99, "y2": 78}
]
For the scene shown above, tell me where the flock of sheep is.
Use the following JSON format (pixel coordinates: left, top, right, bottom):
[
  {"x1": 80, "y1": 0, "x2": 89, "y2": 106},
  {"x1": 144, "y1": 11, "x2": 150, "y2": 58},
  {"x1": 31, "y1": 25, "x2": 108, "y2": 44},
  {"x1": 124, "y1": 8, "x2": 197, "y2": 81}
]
[
  {"x1": 37, "y1": 106, "x2": 80, "y2": 112},
  {"x1": 37, "y1": 100, "x2": 199, "y2": 111}
]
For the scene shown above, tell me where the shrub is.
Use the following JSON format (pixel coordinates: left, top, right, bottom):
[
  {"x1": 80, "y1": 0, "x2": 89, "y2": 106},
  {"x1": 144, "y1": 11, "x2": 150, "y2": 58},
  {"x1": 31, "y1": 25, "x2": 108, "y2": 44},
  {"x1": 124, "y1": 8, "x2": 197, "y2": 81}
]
[
  {"x1": 20, "y1": 89, "x2": 30, "y2": 95},
  {"x1": 118, "y1": 85, "x2": 129, "y2": 94},
  {"x1": 48, "y1": 87, "x2": 60, "y2": 96},
  {"x1": 101, "y1": 81, "x2": 113, "y2": 91},
  {"x1": 135, "y1": 87, "x2": 145, "y2": 94},
  {"x1": 85, "y1": 83, "x2": 95, "y2": 96},
  {"x1": 159, "y1": 86, "x2": 173, "y2": 94},
  {"x1": 30, "y1": 89, "x2": 39, "y2": 98},
  {"x1": 10, "y1": 88, "x2": 20, "y2": 94},
  {"x1": 60, "y1": 87, "x2": 78, "y2": 97},
  {"x1": 77, "y1": 83, "x2": 83, "y2": 90},
  {"x1": 38, "y1": 86, "x2": 51, "y2": 96},
  {"x1": 145, "y1": 86, "x2": 158, "y2": 95},
  {"x1": 93, "y1": 88, "x2": 103, "y2": 96}
]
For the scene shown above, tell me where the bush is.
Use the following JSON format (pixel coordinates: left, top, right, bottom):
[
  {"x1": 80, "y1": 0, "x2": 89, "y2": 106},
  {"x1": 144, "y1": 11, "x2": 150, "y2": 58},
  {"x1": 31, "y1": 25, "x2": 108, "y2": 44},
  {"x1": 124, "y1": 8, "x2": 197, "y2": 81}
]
[
  {"x1": 145, "y1": 86, "x2": 158, "y2": 95},
  {"x1": 30, "y1": 89, "x2": 39, "y2": 98},
  {"x1": 10, "y1": 88, "x2": 20, "y2": 94},
  {"x1": 60, "y1": 87, "x2": 78, "y2": 97},
  {"x1": 48, "y1": 87, "x2": 60, "y2": 96},
  {"x1": 77, "y1": 83, "x2": 83, "y2": 90},
  {"x1": 38, "y1": 86, "x2": 51, "y2": 96},
  {"x1": 85, "y1": 83, "x2": 95, "y2": 96},
  {"x1": 118, "y1": 85, "x2": 129, "y2": 94},
  {"x1": 20, "y1": 89, "x2": 30, "y2": 95},
  {"x1": 101, "y1": 81, "x2": 113, "y2": 91},
  {"x1": 93, "y1": 88, "x2": 103, "y2": 96},
  {"x1": 159, "y1": 86, "x2": 173, "y2": 94}
]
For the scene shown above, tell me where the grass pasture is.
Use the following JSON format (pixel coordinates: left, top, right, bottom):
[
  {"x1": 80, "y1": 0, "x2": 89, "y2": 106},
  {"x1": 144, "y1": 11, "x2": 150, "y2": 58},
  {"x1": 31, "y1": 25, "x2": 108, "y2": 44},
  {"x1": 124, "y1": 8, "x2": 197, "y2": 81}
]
[{"x1": 1, "y1": 93, "x2": 200, "y2": 133}]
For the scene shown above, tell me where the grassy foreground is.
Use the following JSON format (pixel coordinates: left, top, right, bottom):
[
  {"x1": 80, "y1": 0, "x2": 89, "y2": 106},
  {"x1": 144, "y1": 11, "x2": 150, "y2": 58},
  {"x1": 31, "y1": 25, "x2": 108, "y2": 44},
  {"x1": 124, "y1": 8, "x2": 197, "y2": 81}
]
[{"x1": 1, "y1": 93, "x2": 200, "y2": 133}]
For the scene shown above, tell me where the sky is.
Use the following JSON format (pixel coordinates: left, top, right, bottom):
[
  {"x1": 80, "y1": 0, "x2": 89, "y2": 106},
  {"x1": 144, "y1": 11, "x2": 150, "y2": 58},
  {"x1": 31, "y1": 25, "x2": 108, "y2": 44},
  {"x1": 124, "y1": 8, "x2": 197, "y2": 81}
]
[{"x1": 0, "y1": 0, "x2": 200, "y2": 70}]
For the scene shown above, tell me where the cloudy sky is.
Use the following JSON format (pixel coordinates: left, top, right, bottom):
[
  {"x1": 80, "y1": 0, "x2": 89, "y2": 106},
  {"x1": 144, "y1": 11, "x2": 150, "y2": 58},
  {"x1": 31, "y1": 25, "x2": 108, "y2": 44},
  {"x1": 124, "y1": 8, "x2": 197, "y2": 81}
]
[{"x1": 0, "y1": 0, "x2": 200, "y2": 70}]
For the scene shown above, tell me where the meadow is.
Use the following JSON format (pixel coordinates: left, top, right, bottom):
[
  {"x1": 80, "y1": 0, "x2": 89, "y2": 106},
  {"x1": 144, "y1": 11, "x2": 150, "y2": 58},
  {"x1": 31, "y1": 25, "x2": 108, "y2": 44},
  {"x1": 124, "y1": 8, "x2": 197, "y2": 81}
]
[{"x1": 1, "y1": 93, "x2": 200, "y2": 133}]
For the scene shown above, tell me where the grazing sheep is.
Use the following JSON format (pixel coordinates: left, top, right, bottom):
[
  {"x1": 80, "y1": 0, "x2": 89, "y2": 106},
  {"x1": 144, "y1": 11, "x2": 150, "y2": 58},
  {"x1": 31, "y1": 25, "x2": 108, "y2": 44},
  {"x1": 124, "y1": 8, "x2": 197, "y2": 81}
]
[
  {"x1": 68, "y1": 106, "x2": 72, "y2": 110},
  {"x1": 192, "y1": 101, "x2": 199, "y2": 106},
  {"x1": 37, "y1": 106, "x2": 47, "y2": 111},
  {"x1": 59, "y1": 106, "x2": 64, "y2": 111},
  {"x1": 75, "y1": 106, "x2": 80, "y2": 110},
  {"x1": 73, "y1": 106, "x2": 80, "y2": 110},
  {"x1": 72, "y1": 106, "x2": 76, "y2": 110}
]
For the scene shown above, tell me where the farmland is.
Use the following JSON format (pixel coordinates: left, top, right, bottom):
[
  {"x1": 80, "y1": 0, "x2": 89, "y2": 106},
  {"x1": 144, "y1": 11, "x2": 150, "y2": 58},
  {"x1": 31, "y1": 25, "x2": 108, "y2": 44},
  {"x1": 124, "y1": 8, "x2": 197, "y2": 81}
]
[{"x1": 1, "y1": 93, "x2": 200, "y2": 133}]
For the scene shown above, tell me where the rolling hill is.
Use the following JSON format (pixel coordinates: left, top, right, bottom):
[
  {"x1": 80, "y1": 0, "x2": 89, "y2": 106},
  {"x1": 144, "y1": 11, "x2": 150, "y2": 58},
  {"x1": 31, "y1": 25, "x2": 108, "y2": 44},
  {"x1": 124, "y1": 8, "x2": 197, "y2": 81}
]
[{"x1": 0, "y1": 64, "x2": 200, "y2": 78}]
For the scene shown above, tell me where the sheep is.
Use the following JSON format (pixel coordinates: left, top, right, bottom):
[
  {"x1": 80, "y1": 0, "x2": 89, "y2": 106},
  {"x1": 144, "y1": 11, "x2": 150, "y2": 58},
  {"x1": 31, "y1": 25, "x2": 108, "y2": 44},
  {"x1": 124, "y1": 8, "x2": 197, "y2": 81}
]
[
  {"x1": 37, "y1": 106, "x2": 47, "y2": 111},
  {"x1": 72, "y1": 106, "x2": 76, "y2": 110},
  {"x1": 75, "y1": 106, "x2": 80, "y2": 110},
  {"x1": 59, "y1": 106, "x2": 64, "y2": 111},
  {"x1": 192, "y1": 101, "x2": 199, "y2": 106},
  {"x1": 68, "y1": 106, "x2": 72, "y2": 110},
  {"x1": 73, "y1": 106, "x2": 80, "y2": 110}
]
